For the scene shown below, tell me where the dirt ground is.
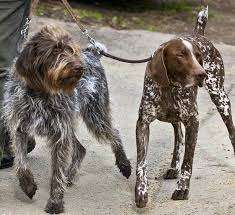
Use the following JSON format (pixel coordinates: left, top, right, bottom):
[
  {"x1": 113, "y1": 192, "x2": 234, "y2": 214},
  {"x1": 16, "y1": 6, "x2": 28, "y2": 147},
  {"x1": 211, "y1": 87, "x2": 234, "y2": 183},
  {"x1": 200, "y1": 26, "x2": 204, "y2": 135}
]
[
  {"x1": 37, "y1": 0, "x2": 235, "y2": 45},
  {"x1": 0, "y1": 17, "x2": 235, "y2": 214}
]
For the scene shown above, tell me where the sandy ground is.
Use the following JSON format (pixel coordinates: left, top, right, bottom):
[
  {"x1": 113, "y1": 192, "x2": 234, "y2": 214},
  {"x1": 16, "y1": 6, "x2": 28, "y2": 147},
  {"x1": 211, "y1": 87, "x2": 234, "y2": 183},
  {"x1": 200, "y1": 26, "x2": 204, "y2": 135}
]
[{"x1": 0, "y1": 17, "x2": 235, "y2": 215}]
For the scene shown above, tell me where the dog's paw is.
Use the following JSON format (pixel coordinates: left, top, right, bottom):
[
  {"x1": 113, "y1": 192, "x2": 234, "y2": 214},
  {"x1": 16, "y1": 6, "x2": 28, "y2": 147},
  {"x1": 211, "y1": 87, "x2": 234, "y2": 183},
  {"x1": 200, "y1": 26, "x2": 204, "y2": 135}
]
[
  {"x1": 21, "y1": 181, "x2": 37, "y2": 199},
  {"x1": 116, "y1": 159, "x2": 132, "y2": 179},
  {"x1": 135, "y1": 189, "x2": 148, "y2": 208},
  {"x1": 45, "y1": 199, "x2": 64, "y2": 214},
  {"x1": 171, "y1": 189, "x2": 189, "y2": 200},
  {"x1": 18, "y1": 170, "x2": 37, "y2": 199},
  {"x1": 163, "y1": 168, "x2": 179, "y2": 179}
]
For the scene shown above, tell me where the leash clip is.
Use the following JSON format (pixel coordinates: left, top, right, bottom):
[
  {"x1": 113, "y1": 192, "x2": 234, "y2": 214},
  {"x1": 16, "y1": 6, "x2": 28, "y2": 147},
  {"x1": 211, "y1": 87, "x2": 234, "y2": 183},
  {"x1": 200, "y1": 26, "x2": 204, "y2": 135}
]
[{"x1": 81, "y1": 29, "x2": 105, "y2": 54}]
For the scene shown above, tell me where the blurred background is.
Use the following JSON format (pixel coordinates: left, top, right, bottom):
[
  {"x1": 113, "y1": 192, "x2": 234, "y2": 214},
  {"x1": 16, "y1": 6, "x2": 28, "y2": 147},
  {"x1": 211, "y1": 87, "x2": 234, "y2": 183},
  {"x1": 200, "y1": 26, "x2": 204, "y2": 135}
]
[{"x1": 36, "y1": 0, "x2": 235, "y2": 45}]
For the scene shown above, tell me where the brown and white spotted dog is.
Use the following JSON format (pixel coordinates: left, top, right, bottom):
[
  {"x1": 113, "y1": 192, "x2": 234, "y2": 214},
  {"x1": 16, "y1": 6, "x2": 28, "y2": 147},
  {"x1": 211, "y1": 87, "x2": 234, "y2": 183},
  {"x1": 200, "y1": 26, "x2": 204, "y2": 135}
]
[{"x1": 135, "y1": 6, "x2": 235, "y2": 207}]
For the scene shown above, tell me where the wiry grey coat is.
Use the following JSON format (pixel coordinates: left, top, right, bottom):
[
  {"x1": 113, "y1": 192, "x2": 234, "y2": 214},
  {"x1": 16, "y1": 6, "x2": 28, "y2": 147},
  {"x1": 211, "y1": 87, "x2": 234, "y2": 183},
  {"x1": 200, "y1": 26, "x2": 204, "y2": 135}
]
[
  {"x1": 3, "y1": 46, "x2": 131, "y2": 214},
  {"x1": 4, "y1": 50, "x2": 110, "y2": 141}
]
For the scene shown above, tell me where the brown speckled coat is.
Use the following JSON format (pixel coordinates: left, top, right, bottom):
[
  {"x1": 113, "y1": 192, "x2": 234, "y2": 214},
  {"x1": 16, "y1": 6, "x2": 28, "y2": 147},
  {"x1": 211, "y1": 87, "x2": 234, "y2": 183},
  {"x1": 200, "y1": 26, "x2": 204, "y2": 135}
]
[{"x1": 135, "y1": 6, "x2": 235, "y2": 208}]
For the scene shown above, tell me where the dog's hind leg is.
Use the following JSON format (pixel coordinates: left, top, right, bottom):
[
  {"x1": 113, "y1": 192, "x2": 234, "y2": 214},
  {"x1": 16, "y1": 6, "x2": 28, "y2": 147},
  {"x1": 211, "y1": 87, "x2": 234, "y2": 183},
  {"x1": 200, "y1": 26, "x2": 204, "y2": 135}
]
[
  {"x1": 205, "y1": 68, "x2": 235, "y2": 154},
  {"x1": 80, "y1": 100, "x2": 131, "y2": 179},
  {"x1": 45, "y1": 135, "x2": 70, "y2": 214},
  {"x1": 164, "y1": 122, "x2": 184, "y2": 179},
  {"x1": 13, "y1": 130, "x2": 37, "y2": 199},
  {"x1": 66, "y1": 134, "x2": 86, "y2": 186}
]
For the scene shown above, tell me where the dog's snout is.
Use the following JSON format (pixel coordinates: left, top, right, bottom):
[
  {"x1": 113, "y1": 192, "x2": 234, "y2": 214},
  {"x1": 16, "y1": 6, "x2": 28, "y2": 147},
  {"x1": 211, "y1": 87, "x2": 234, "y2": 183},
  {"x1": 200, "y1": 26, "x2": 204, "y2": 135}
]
[
  {"x1": 74, "y1": 64, "x2": 83, "y2": 71},
  {"x1": 72, "y1": 64, "x2": 84, "y2": 79},
  {"x1": 193, "y1": 66, "x2": 207, "y2": 78}
]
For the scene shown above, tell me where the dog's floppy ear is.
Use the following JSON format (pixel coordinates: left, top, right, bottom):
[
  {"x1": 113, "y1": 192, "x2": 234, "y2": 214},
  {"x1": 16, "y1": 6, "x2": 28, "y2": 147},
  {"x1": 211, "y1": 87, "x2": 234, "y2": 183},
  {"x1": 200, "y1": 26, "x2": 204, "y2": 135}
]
[
  {"x1": 15, "y1": 43, "x2": 45, "y2": 91},
  {"x1": 193, "y1": 43, "x2": 203, "y2": 66},
  {"x1": 149, "y1": 46, "x2": 170, "y2": 87},
  {"x1": 15, "y1": 43, "x2": 35, "y2": 78}
]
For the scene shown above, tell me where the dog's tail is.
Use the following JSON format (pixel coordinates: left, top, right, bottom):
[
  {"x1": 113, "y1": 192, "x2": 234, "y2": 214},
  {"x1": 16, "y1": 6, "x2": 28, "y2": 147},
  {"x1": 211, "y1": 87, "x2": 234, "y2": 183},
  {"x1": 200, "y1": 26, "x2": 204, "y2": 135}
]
[
  {"x1": 87, "y1": 41, "x2": 107, "y2": 58},
  {"x1": 193, "y1": 6, "x2": 208, "y2": 36}
]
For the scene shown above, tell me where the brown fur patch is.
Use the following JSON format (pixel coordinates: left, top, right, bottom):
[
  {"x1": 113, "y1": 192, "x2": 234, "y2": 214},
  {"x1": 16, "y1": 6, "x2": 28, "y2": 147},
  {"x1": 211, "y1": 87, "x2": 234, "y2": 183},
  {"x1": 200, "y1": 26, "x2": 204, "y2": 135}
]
[
  {"x1": 17, "y1": 168, "x2": 37, "y2": 199},
  {"x1": 15, "y1": 25, "x2": 83, "y2": 94}
]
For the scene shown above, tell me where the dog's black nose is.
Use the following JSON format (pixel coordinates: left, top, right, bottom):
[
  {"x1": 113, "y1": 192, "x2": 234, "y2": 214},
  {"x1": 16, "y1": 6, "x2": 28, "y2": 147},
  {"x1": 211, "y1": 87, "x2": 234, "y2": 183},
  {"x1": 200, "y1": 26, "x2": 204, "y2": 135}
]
[
  {"x1": 77, "y1": 64, "x2": 85, "y2": 72},
  {"x1": 197, "y1": 72, "x2": 207, "y2": 80},
  {"x1": 72, "y1": 64, "x2": 83, "y2": 76},
  {"x1": 196, "y1": 72, "x2": 207, "y2": 87}
]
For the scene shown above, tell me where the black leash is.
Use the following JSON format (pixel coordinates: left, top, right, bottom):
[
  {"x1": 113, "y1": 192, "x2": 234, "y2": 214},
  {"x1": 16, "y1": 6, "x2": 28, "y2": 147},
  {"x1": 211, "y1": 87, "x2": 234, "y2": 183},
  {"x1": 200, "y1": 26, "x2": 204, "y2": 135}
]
[
  {"x1": 101, "y1": 51, "x2": 152, "y2": 63},
  {"x1": 61, "y1": 0, "x2": 152, "y2": 64}
]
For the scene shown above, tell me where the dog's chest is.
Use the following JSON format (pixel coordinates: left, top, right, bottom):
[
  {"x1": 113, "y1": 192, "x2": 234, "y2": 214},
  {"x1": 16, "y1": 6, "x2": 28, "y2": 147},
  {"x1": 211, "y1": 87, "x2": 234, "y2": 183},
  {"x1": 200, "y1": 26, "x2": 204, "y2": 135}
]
[
  {"x1": 21, "y1": 92, "x2": 77, "y2": 137},
  {"x1": 141, "y1": 76, "x2": 198, "y2": 122}
]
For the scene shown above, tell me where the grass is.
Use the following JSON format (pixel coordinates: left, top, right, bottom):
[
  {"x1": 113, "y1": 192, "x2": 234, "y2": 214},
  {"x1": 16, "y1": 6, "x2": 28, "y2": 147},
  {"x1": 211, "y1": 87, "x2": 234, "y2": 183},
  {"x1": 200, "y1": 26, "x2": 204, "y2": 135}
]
[
  {"x1": 158, "y1": 0, "x2": 194, "y2": 12},
  {"x1": 75, "y1": 9, "x2": 104, "y2": 21},
  {"x1": 36, "y1": 4, "x2": 46, "y2": 16},
  {"x1": 75, "y1": 0, "x2": 196, "y2": 12}
]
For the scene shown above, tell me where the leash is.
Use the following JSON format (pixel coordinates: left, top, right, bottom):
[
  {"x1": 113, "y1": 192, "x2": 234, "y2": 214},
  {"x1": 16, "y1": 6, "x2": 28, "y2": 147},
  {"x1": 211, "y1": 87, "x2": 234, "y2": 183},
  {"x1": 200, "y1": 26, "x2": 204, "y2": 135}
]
[{"x1": 60, "y1": 0, "x2": 152, "y2": 63}]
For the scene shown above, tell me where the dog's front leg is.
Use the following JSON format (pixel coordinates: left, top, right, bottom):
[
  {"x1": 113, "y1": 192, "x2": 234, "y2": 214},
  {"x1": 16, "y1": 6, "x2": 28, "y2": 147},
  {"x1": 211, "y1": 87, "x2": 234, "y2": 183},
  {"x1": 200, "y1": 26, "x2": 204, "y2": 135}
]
[
  {"x1": 164, "y1": 122, "x2": 184, "y2": 179},
  {"x1": 172, "y1": 117, "x2": 199, "y2": 200},
  {"x1": 45, "y1": 136, "x2": 70, "y2": 214},
  {"x1": 13, "y1": 130, "x2": 37, "y2": 199},
  {"x1": 135, "y1": 117, "x2": 150, "y2": 208},
  {"x1": 66, "y1": 134, "x2": 86, "y2": 186}
]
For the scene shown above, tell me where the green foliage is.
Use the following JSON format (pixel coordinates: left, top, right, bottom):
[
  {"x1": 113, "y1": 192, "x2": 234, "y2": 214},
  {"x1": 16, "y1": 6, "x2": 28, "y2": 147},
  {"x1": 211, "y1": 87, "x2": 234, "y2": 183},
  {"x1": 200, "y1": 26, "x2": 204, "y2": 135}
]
[
  {"x1": 75, "y1": 9, "x2": 104, "y2": 21},
  {"x1": 159, "y1": 0, "x2": 193, "y2": 12},
  {"x1": 36, "y1": 4, "x2": 46, "y2": 16},
  {"x1": 111, "y1": 16, "x2": 127, "y2": 28},
  {"x1": 75, "y1": 0, "x2": 195, "y2": 12}
]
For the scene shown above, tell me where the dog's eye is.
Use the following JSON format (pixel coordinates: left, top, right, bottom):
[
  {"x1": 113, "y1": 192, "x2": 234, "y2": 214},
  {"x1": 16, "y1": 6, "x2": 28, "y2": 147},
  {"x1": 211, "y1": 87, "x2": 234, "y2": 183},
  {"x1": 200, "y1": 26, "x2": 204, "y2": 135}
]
[
  {"x1": 176, "y1": 54, "x2": 184, "y2": 58},
  {"x1": 58, "y1": 76, "x2": 75, "y2": 85},
  {"x1": 182, "y1": 49, "x2": 188, "y2": 55},
  {"x1": 53, "y1": 48, "x2": 63, "y2": 54}
]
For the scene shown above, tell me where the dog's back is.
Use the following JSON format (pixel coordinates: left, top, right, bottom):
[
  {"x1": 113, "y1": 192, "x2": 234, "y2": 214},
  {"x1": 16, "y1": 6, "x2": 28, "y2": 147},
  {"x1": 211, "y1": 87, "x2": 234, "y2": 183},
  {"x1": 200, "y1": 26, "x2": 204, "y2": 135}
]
[{"x1": 185, "y1": 6, "x2": 225, "y2": 85}]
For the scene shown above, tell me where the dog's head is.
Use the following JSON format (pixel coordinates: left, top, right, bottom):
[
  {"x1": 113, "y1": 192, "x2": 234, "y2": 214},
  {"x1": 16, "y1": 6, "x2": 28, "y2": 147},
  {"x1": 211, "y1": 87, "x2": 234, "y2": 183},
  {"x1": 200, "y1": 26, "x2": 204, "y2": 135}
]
[
  {"x1": 15, "y1": 25, "x2": 83, "y2": 93},
  {"x1": 149, "y1": 38, "x2": 206, "y2": 88}
]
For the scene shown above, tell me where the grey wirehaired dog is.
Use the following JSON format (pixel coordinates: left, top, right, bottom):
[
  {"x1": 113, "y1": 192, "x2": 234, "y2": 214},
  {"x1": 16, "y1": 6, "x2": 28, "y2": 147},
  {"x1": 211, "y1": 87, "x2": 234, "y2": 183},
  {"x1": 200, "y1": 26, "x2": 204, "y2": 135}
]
[
  {"x1": 3, "y1": 26, "x2": 131, "y2": 214},
  {"x1": 135, "y1": 6, "x2": 235, "y2": 207}
]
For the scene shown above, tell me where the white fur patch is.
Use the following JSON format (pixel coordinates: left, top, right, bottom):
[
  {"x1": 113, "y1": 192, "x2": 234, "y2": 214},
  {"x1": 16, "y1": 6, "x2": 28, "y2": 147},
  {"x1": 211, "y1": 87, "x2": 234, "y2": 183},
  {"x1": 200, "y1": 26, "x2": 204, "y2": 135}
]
[
  {"x1": 88, "y1": 41, "x2": 107, "y2": 53},
  {"x1": 182, "y1": 39, "x2": 200, "y2": 66},
  {"x1": 136, "y1": 161, "x2": 148, "y2": 196},
  {"x1": 176, "y1": 170, "x2": 191, "y2": 190}
]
